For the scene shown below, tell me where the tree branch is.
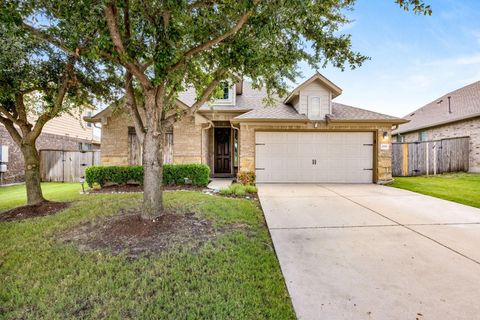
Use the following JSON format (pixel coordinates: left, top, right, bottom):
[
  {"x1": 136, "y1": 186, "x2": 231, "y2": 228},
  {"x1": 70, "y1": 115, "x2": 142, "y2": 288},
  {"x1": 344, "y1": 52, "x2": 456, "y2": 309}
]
[
  {"x1": 27, "y1": 56, "x2": 76, "y2": 143},
  {"x1": 124, "y1": 72, "x2": 146, "y2": 144},
  {"x1": 104, "y1": 2, "x2": 153, "y2": 89},
  {"x1": 0, "y1": 105, "x2": 20, "y2": 126},
  {"x1": 0, "y1": 116, "x2": 23, "y2": 145},
  {"x1": 22, "y1": 22, "x2": 75, "y2": 55},
  {"x1": 188, "y1": 1, "x2": 217, "y2": 10},
  {"x1": 162, "y1": 69, "x2": 225, "y2": 127},
  {"x1": 168, "y1": 1, "x2": 258, "y2": 73}
]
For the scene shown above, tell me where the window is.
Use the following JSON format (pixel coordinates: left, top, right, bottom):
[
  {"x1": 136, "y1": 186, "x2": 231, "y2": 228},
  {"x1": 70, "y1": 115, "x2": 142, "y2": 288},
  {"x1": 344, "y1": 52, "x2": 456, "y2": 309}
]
[
  {"x1": 213, "y1": 81, "x2": 235, "y2": 105},
  {"x1": 418, "y1": 131, "x2": 427, "y2": 142},
  {"x1": 233, "y1": 129, "x2": 238, "y2": 167},
  {"x1": 308, "y1": 96, "x2": 321, "y2": 120},
  {"x1": 86, "y1": 111, "x2": 92, "y2": 128},
  {"x1": 78, "y1": 142, "x2": 92, "y2": 151},
  {"x1": 396, "y1": 135, "x2": 405, "y2": 143}
]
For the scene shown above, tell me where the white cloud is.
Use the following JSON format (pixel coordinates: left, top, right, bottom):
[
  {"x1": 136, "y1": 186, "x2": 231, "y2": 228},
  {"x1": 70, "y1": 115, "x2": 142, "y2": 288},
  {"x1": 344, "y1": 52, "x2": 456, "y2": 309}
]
[{"x1": 424, "y1": 53, "x2": 480, "y2": 66}]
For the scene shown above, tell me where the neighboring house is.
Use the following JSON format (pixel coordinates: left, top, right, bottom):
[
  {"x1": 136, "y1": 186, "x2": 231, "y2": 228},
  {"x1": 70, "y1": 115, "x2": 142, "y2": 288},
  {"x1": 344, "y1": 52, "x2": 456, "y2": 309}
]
[
  {"x1": 392, "y1": 81, "x2": 480, "y2": 172},
  {"x1": 87, "y1": 73, "x2": 406, "y2": 184},
  {"x1": 0, "y1": 109, "x2": 100, "y2": 184}
]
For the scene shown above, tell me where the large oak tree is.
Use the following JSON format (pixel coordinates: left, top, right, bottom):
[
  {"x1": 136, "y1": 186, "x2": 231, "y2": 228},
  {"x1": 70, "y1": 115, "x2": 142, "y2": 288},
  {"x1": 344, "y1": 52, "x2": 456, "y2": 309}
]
[
  {"x1": 22, "y1": 0, "x2": 430, "y2": 217},
  {"x1": 0, "y1": 4, "x2": 115, "y2": 205}
]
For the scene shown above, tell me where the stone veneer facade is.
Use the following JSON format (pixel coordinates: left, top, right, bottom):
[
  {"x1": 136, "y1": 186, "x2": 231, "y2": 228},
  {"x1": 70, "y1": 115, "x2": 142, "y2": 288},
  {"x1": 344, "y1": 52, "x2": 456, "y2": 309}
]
[
  {"x1": 398, "y1": 117, "x2": 480, "y2": 172},
  {"x1": 0, "y1": 125, "x2": 99, "y2": 184},
  {"x1": 100, "y1": 109, "x2": 395, "y2": 184}
]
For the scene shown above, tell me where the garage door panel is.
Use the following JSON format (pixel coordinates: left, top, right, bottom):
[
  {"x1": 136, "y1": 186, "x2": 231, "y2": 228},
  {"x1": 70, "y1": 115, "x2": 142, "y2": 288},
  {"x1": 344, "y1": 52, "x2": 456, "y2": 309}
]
[{"x1": 255, "y1": 132, "x2": 374, "y2": 183}]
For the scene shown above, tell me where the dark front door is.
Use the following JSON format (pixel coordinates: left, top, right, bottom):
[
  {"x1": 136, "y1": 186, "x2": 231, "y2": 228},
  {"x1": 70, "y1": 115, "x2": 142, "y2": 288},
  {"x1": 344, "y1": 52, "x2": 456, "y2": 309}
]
[{"x1": 214, "y1": 128, "x2": 231, "y2": 174}]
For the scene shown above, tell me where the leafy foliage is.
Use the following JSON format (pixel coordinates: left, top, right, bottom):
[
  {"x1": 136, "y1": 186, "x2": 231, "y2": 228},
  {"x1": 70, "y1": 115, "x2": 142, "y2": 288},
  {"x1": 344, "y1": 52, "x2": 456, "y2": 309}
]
[
  {"x1": 85, "y1": 164, "x2": 211, "y2": 187},
  {"x1": 237, "y1": 171, "x2": 256, "y2": 185},
  {"x1": 85, "y1": 166, "x2": 143, "y2": 187},
  {"x1": 162, "y1": 164, "x2": 211, "y2": 186},
  {"x1": 219, "y1": 183, "x2": 258, "y2": 197}
]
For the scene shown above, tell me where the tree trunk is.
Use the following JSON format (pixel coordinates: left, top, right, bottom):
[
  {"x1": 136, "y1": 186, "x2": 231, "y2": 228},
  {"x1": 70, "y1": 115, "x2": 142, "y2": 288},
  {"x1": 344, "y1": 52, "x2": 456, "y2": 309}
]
[
  {"x1": 142, "y1": 130, "x2": 164, "y2": 219},
  {"x1": 21, "y1": 144, "x2": 45, "y2": 205},
  {"x1": 140, "y1": 88, "x2": 165, "y2": 219}
]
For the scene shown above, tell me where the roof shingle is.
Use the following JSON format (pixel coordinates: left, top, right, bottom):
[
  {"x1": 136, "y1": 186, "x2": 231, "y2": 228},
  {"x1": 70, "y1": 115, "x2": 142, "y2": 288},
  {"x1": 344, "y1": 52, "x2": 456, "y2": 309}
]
[{"x1": 393, "y1": 81, "x2": 480, "y2": 134}]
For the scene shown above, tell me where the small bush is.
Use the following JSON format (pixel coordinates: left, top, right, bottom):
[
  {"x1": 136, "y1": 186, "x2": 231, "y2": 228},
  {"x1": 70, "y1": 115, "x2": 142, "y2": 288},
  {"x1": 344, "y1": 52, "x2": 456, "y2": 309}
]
[
  {"x1": 237, "y1": 171, "x2": 255, "y2": 185},
  {"x1": 245, "y1": 184, "x2": 258, "y2": 193},
  {"x1": 163, "y1": 163, "x2": 210, "y2": 186},
  {"x1": 85, "y1": 164, "x2": 210, "y2": 187},
  {"x1": 219, "y1": 183, "x2": 257, "y2": 197}
]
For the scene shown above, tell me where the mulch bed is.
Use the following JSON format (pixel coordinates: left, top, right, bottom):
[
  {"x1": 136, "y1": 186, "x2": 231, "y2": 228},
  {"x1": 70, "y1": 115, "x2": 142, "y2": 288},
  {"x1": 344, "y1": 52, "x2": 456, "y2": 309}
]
[
  {"x1": 0, "y1": 201, "x2": 70, "y2": 223},
  {"x1": 87, "y1": 184, "x2": 206, "y2": 194},
  {"x1": 59, "y1": 211, "x2": 216, "y2": 258}
]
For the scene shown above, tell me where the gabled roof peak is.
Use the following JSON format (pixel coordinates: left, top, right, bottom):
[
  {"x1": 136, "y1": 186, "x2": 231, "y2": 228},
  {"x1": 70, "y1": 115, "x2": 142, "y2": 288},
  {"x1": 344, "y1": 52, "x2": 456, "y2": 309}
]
[{"x1": 284, "y1": 72, "x2": 342, "y2": 104}]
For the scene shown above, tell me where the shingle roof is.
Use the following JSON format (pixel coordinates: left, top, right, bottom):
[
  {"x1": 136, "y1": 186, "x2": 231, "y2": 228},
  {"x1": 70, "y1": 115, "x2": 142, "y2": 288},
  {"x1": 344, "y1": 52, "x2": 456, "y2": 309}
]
[
  {"x1": 234, "y1": 104, "x2": 308, "y2": 120},
  {"x1": 393, "y1": 81, "x2": 480, "y2": 134},
  {"x1": 328, "y1": 103, "x2": 403, "y2": 122},
  {"x1": 90, "y1": 79, "x2": 404, "y2": 123}
]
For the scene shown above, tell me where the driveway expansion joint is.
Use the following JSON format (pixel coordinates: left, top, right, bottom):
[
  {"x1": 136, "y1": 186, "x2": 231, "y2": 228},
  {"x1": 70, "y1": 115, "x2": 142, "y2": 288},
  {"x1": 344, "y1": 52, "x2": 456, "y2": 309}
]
[{"x1": 320, "y1": 185, "x2": 480, "y2": 267}]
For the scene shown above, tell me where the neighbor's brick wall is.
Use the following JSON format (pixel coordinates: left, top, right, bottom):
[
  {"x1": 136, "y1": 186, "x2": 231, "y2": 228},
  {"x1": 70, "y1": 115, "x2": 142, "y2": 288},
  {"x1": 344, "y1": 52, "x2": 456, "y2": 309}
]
[
  {"x1": 0, "y1": 125, "x2": 99, "y2": 184},
  {"x1": 238, "y1": 122, "x2": 394, "y2": 183},
  {"x1": 400, "y1": 117, "x2": 480, "y2": 172}
]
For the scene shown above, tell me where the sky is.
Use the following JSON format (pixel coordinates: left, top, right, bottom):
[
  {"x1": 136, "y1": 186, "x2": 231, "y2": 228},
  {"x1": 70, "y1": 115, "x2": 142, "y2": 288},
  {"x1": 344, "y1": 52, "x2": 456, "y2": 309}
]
[{"x1": 296, "y1": 0, "x2": 480, "y2": 117}]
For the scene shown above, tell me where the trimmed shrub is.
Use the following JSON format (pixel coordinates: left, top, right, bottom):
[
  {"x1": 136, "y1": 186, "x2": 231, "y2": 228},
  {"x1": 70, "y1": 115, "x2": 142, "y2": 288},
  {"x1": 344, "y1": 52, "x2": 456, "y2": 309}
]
[
  {"x1": 237, "y1": 171, "x2": 255, "y2": 185},
  {"x1": 85, "y1": 166, "x2": 144, "y2": 187},
  {"x1": 85, "y1": 164, "x2": 210, "y2": 188},
  {"x1": 163, "y1": 163, "x2": 210, "y2": 186}
]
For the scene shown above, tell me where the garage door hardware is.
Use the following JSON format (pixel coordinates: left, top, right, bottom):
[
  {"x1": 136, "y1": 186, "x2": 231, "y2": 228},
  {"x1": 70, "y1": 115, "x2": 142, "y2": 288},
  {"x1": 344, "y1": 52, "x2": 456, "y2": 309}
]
[
  {"x1": 255, "y1": 168, "x2": 265, "y2": 170},
  {"x1": 363, "y1": 143, "x2": 374, "y2": 146},
  {"x1": 312, "y1": 159, "x2": 317, "y2": 165},
  {"x1": 363, "y1": 168, "x2": 373, "y2": 171},
  {"x1": 255, "y1": 143, "x2": 265, "y2": 146}
]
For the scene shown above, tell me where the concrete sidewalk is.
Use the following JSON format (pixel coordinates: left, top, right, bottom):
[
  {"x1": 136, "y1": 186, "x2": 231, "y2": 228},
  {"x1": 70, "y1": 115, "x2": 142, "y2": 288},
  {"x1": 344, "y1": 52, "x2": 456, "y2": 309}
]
[{"x1": 259, "y1": 184, "x2": 480, "y2": 320}]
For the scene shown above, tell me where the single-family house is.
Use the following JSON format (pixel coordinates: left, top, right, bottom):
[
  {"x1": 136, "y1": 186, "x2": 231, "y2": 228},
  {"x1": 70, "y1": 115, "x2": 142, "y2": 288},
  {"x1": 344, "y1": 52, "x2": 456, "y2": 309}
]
[
  {"x1": 393, "y1": 81, "x2": 480, "y2": 172},
  {"x1": 87, "y1": 73, "x2": 406, "y2": 184}
]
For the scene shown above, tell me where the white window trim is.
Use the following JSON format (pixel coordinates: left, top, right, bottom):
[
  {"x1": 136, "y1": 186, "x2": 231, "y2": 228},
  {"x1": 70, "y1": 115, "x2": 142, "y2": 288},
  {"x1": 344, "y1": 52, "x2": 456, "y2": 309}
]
[
  {"x1": 308, "y1": 96, "x2": 322, "y2": 120},
  {"x1": 212, "y1": 84, "x2": 236, "y2": 105}
]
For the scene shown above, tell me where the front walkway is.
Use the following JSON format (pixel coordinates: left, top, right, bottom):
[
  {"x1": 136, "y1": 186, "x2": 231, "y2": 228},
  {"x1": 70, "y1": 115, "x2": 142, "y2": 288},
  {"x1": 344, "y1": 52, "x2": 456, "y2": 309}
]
[{"x1": 258, "y1": 184, "x2": 480, "y2": 320}]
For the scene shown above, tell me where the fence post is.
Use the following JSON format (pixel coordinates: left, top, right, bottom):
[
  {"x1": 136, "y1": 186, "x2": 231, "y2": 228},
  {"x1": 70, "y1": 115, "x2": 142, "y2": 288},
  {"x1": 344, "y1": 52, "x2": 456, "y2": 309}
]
[
  {"x1": 402, "y1": 144, "x2": 408, "y2": 176},
  {"x1": 433, "y1": 142, "x2": 437, "y2": 175},
  {"x1": 425, "y1": 142, "x2": 429, "y2": 176}
]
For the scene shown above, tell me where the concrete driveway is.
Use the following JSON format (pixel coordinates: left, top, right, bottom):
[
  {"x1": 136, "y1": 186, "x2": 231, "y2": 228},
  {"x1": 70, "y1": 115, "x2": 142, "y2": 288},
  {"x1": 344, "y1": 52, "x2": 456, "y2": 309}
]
[{"x1": 258, "y1": 184, "x2": 480, "y2": 320}]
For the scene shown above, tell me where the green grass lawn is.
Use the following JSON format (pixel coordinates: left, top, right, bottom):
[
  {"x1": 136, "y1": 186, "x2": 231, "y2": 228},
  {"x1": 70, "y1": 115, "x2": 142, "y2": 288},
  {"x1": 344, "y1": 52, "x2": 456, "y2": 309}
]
[
  {"x1": 0, "y1": 182, "x2": 85, "y2": 212},
  {"x1": 389, "y1": 173, "x2": 480, "y2": 208},
  {"x1": 0, "y1": 185, "x2": 294, "y2": 319}
]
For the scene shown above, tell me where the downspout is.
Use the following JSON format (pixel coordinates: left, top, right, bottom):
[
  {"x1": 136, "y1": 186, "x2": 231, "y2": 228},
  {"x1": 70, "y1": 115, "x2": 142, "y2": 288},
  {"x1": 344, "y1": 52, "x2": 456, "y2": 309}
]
[
  {"x1": 201, "y1": 120, "x2": 214, "y2": 165},
  {"x1": 231, "y1": 122, "x2": 240, "y2": 175}
]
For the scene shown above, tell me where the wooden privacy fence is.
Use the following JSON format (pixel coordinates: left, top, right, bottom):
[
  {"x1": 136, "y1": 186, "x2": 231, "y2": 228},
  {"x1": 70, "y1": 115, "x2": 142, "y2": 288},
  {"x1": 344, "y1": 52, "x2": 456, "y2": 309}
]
[
  {"x1": 40, "y1": 150, "x2": 101, "y2": 182},
  {"x1": 392, "y1": 136, "x2": 469, "y2": 176}
]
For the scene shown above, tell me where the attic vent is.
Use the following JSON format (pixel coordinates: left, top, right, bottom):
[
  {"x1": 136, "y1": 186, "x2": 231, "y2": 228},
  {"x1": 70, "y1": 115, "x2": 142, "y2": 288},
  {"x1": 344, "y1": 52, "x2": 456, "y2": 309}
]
[{"x1": 410, "y1": 113, "x2": 415, "y2": 116}]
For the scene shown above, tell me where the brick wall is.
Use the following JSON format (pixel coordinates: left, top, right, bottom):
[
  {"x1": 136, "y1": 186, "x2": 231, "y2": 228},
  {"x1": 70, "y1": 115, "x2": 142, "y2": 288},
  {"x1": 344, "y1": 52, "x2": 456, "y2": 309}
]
[
  {"x1": 0, "y1": 125, "x2": 99, "y2": 184},
  {"x1": 238, "y1": 121, "x2": 394, "y2": 183},
  {"x1": 172, "y1": 116, "x2": 204, "y2": 164},
  {"x1": 100, "y1": 110, "x2": 131, "y2": 165},
  {"x1": 399, "y1": 117, "x2": 480, "y2": 172}
]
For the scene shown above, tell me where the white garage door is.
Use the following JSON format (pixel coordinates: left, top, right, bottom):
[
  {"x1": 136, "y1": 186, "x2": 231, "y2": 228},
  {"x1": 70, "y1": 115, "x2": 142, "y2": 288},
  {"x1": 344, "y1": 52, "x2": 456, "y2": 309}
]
[{"x1": 255, "y1": 132, "x2": 374, "y2": 183}]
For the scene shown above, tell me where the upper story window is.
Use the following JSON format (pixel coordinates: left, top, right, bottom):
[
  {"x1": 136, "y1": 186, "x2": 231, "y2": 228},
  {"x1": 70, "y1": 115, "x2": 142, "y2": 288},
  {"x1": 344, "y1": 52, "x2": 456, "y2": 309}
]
[
  {"x1": 212, "y1": 81, "x2": 235, "y2": 105},
  {"x1": 86, "y1": 111, "x2": 92, "y2": 128},
  {"x1": 418, "y1": 131, "x2": 427, "y2": 142}
]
